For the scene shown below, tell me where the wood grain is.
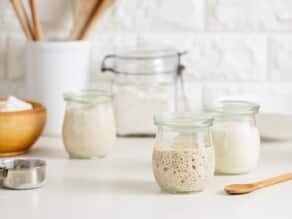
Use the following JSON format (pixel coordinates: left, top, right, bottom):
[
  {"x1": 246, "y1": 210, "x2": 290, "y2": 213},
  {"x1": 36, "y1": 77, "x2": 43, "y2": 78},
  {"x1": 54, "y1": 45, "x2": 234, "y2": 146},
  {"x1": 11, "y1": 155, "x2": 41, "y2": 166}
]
[
  {"x1": 80, "y1": 0, "x2": 114, "y2": 40},
  {"x1": 255, "y1": 173, "x2": 292, "y2": 189},
  {"x1": 225, "y1": 173, "x2": 292, "y2": 195},
  {"x1": 10, "y1": 0, "x2": 35, "y2": 40},
  {"x1": 29, "y1": 0, "x2": 44, "y2": 41},
  {"x1": 70, "y1": 0, "x2": 100, "y2": 40},
  {"x1": 0, "y1": 100, "x2": 46, "y2": 157}
]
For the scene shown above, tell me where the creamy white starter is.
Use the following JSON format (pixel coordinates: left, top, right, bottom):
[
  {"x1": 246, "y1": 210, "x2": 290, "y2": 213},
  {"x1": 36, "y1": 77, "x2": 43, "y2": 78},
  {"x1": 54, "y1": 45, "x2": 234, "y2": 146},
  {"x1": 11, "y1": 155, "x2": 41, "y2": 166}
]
[
  {"x1": 62, "y1": 102, "x2": 116, "y2": 159},
  {"x1": 212, "y1": 121, "x2": 260, "y2": 174}
]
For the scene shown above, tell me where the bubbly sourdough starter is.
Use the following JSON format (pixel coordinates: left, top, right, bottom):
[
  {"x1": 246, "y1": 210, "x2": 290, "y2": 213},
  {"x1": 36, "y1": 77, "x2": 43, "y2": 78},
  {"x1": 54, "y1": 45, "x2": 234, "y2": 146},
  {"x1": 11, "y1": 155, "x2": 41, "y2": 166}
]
[
  {"x1": 63, "y1": 103, "x2": 116, "y2": 158},
  {"x1": 152, "y1": 146, "x2": 214, "y2": 193}
]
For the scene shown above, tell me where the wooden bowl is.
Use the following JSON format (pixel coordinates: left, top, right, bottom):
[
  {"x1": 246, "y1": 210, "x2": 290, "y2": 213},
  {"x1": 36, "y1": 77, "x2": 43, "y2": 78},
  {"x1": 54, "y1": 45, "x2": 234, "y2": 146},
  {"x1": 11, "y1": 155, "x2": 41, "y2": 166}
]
[{"x1": 0, "y1": 101, "x2": 46, "y2": 157}]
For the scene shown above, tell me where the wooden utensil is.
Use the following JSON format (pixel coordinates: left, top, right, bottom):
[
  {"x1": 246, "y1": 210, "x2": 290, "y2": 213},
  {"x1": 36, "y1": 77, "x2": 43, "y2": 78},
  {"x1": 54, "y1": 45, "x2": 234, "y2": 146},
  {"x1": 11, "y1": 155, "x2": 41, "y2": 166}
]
[
  {"x1": 29, "y1": 0, "x2": 44, "y2": 41},
  {"x1": 70, "y1": 0, "x2": 99, "y2": 40},
  {"x1": 224, "y1": 173, "x2": 292, "y2": 195},
  {"x1": 79, "y1": 0, "x2": 114, "y2": 40},
  {"x1": 10, "y1": 0, "x2": 35, "y2": 40}
]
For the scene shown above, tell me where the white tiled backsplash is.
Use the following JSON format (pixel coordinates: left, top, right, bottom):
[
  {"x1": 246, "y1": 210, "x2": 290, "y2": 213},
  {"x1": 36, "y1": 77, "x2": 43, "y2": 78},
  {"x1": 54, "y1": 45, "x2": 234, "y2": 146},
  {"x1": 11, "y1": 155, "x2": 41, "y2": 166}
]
[{"x1": 1, "y1": 0, "x2": 292, "y2": 112}]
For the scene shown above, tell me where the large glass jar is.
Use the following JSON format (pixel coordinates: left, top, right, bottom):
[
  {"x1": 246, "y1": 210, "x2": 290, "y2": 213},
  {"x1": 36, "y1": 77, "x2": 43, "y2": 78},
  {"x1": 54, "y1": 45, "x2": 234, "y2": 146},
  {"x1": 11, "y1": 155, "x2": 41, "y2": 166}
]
[
  {"x1": 62, "y1": 90, "x2": 116, "y2": 159},
  {"x1": 152, "y1": 113, "x2": 214, "y2": 193},
  {"x1": 207, "y1": 100, "x2": 261, "y2": 174},
  {"x1": 101, "y1": 49, "x2": 187, "y2": 136}
]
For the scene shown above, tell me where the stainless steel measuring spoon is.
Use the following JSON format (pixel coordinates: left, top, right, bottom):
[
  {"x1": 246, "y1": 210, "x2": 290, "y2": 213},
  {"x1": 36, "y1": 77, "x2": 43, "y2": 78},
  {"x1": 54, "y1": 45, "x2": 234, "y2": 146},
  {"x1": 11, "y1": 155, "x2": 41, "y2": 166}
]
[{"x1": 0, "y1": 159, "x2": 46, "y2": 189}]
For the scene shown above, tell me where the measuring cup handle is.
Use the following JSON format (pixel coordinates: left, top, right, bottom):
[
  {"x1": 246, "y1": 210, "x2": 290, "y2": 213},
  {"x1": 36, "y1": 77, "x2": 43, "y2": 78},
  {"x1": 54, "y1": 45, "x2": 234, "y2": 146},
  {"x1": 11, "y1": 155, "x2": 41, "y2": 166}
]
[
  {"x1": 101, "y1": 55, "x2": 116, "y2": 73},
  {"x1": 0, "y1": 167, "x2": 8, "y2": 179}
]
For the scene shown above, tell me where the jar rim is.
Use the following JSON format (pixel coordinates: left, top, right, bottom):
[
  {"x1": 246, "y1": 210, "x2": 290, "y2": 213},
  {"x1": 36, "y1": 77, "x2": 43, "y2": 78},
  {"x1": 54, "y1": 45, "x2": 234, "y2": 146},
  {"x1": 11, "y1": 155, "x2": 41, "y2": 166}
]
[
  {"x1": 113, "y1": 48, "x2": 184, "y2": 60},
  {"x1": 205, "y1": 100, "x2": 260, "y2": 116},
  {"x1": 64, "y1": 90, "x2": 112, "y2": 104},
  {"x1": 154, "y1": 112, "x2": 213, "y2": 128},
  {"x1": 101, "y1": 48, "x2": 187, "y2": 75}
]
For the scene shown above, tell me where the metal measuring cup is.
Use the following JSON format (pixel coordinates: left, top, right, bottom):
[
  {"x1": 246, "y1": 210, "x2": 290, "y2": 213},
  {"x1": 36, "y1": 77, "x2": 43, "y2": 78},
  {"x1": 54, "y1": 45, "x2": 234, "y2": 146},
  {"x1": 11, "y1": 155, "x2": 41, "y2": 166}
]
[{"x1": 0, "y1": 159, "x2": 46, "y2": 189}]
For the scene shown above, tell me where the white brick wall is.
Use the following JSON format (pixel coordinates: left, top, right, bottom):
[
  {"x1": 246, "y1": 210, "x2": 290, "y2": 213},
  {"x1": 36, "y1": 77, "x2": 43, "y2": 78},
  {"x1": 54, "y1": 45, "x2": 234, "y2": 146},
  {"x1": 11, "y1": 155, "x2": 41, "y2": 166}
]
[
  {"x1": 207, "y1": 0, "x2": 292, "y2": 31},
  {"x1": 0, "y1": 0, "x2": 292, "y2": 112}
]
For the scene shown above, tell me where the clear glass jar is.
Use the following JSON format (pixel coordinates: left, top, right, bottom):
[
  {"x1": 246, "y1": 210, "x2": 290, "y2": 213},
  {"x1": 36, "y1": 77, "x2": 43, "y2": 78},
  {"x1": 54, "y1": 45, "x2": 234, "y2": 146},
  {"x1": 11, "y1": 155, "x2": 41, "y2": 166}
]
[
  {"x1": 152, "y1": 113, "x2": 214, "y2": 193},
  {"x1": 208, "y1": 100, "x2": 260, "y2": 174},
  {"x1": 62, "y1": 90, "x2": 116, "y2": 159},
  {"x1": 101, "y1": 49, "x2": 188, "y2": 136}
]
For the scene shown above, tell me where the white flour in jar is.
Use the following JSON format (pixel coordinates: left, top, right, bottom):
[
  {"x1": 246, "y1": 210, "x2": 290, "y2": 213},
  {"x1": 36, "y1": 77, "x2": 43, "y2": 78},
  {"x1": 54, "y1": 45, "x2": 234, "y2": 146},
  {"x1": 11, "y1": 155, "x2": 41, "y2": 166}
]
[
  {"x1": 63, "y1": 103, "x2": 116, "y2": 158},
  {"x1": 212, "y1": 121, "x2": 260, "y2": 174},
  {"x1": 152, "y1": 145, "x2": 214, "y2": 193},
  {"x1": 114, "y1": 87, "x2": 171, "y2": 136}
]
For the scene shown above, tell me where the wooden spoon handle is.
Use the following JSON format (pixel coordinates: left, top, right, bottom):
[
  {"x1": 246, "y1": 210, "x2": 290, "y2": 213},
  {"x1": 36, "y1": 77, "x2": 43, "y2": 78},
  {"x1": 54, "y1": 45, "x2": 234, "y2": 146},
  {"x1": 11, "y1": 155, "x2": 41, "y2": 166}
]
[
  {"x1": 79, "y1": 0, "x2": 114, "y2": 40},
  {"x1": 255, "y1": 173, "x2": 292, "y2": 190},
  {"x1": 70, "y1": 0, "x2": 99, "y2": 41},
  {"x1": 29, "y1": 0, "x2": 44, "y2": 41},
  {"x1": 10, "y1": 0, "x2": 35, "y2": 40}
]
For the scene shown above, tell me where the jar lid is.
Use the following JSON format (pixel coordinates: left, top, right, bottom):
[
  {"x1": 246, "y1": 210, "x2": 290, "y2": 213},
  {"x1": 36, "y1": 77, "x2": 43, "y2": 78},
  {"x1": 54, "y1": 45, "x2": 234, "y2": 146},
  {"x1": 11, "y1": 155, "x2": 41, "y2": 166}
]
[
  {"x1": 101, "y1": 48, "x2": 186, "y2": 75},
  {"x1": 206, "y1": 100, "x2": 260, "y2": 116},
  {"x1": 64, "y1": 90, "x2": 112, "y2": 104},
  {"x1": 154, "y1": 112, "x2": 213, "y2": 128}
]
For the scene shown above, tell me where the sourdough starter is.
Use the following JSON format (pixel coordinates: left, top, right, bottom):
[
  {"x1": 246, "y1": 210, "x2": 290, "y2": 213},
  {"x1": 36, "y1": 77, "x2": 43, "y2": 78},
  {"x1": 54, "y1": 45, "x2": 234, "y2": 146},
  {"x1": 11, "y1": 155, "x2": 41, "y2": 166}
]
[
  {"x1": 152, "y1": 146, "x2": 214, "y2": 193},
  {"x1": 63, "y1": 102, "x2": 116, "y2": 159}
]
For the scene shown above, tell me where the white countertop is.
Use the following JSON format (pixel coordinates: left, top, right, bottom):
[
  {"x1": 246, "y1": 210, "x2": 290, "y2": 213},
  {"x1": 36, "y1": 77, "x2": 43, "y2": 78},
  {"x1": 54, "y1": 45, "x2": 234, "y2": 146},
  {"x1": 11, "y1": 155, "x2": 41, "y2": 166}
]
[{"x1": 1, "y1": 137, "x2": 292, "y2": 219}]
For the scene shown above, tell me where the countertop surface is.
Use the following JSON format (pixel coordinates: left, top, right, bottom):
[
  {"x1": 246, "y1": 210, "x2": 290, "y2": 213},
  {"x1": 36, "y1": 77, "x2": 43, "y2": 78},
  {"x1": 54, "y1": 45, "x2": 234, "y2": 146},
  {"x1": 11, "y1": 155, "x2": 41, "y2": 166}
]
[{"x1": 1, "y1": 137, "x2": 292, "y2": 219}]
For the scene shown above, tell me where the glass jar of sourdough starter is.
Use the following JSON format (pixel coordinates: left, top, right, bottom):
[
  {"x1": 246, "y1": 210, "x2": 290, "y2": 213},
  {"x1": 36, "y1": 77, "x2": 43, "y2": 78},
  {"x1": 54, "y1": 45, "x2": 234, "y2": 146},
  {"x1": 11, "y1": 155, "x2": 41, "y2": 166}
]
[
  {"x1": 62, "y1": 90, "x2": 116, "y2": 159},
  {"x1": 152, "y1": 113, "x2": 215, "y2": 193},
  {"x1": 101, "y1": 49, "x2": 188, "y2": 136},
  {"x1": 207, "y1": 100, "x2": 260, "y2": 174}
]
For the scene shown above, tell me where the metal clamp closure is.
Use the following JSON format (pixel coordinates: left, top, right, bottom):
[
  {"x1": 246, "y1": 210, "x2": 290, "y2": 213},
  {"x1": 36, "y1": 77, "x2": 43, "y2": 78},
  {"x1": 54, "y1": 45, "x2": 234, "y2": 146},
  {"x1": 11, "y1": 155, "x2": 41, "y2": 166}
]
[{"x1": 101, "y1": 55, "x2": 117, "y2": 73}]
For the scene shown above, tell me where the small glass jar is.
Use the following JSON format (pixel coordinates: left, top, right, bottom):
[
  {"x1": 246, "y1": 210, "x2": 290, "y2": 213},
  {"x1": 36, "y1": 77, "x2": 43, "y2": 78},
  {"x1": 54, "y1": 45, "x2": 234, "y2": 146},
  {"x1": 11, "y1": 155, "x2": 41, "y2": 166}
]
[
  {"x1": 152, "y1": 113, "x2": 214, "y2": 193},
  {"x1": 208, "y1": 100, "x2": 260, "y2": 174},
  {"x1": 101, "y1": 49, "x2": 188, "y2": 136},
  {"x1": 62, "y1": 90, "x2": 116, "y2": 159}
]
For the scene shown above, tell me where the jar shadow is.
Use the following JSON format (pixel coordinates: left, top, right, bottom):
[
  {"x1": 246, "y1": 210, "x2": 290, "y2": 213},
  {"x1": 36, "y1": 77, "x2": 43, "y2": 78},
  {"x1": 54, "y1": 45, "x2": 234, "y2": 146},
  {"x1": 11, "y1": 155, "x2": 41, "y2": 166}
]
[
  {"x1": 216, "y1": 190, "x2": 230, "y2": 196},
  {"x1": 25, "y1": 144, "x2": 67, "y2": 159},
  {"x1": 60, "y1": 177, "x2": 159, "y2": 195}
]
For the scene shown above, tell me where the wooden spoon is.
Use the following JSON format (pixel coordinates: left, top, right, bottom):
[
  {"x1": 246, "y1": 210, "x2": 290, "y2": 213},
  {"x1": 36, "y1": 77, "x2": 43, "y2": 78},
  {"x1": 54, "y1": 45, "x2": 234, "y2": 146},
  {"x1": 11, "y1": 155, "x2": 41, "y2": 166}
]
[
  {"x1": 29, "y1": 0, "x2": 44, "y2": 41},
  {"x1": 10, "y1": 0, "x2": 35, "y2": 40},
  {"x1": 79, "y1": 0, "x2": 114, "y2": 40},
  {"x1": 70, "y1": 0, "x2": 99, "y2": 40},
  {"x1": 225, "y1": 173, "x2": 292, "y2": 195}
]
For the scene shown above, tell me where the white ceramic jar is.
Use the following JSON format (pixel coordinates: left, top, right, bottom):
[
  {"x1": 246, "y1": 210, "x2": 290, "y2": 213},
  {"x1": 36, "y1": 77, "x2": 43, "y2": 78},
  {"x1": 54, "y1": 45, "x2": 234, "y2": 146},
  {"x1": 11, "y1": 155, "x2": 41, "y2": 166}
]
[
  {"x1": 207, "y1": 100, "x2": 261, "y2": 174},
  {"x1": 25, "y1": 41, "x2": 90, "y2": 136},
  {"x1": 62, "y1": 90, "x2": 116, "y2": 159}
]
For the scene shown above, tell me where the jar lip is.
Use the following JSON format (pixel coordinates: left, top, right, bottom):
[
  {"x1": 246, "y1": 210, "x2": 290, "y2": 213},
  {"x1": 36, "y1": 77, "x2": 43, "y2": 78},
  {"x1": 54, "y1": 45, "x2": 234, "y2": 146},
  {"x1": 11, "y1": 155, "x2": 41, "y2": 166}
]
[
  {"x1": 64, "y1": 90, "x2": 112, "y2": 104},
  {"x1": 113, "y1": 48, "x2": 183, "y2": 60},
  {"x1": 205, "y1": 100, "x2": 260, "y2": 116},
  {"x1": 154, "y1": 112, "x2": 213, "y2": 128}
]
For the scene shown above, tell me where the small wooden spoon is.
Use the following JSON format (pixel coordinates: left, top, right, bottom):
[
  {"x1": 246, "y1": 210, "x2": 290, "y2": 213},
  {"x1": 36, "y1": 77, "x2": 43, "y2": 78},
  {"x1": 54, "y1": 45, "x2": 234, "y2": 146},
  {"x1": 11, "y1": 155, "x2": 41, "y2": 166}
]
[{"x1": 225, "y1": 173, "x2": 292, "y2": 195}]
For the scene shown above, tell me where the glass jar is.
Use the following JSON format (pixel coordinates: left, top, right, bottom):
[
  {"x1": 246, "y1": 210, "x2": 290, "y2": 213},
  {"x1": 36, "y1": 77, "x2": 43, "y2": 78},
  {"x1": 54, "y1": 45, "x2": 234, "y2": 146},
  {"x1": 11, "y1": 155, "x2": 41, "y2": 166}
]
[
  {"x1": 101, "y1": 49, "x2": 188, "y2": 136},
  {"x1": 62, "y1": 90, "x2": 116, "y2": 159},
  {"x1": 152, "y1": 113, "x2": 214, "y2": 193},
  {"x1": 207, "y1": 100, "x2": 260, "y2": 174}
]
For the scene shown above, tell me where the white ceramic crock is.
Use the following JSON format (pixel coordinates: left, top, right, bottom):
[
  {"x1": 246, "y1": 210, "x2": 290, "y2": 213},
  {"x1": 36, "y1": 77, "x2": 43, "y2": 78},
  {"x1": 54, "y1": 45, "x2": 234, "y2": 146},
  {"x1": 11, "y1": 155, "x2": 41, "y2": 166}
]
[{"x1": 25, "y1": 41, "x2": 90, "y2": 136}]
